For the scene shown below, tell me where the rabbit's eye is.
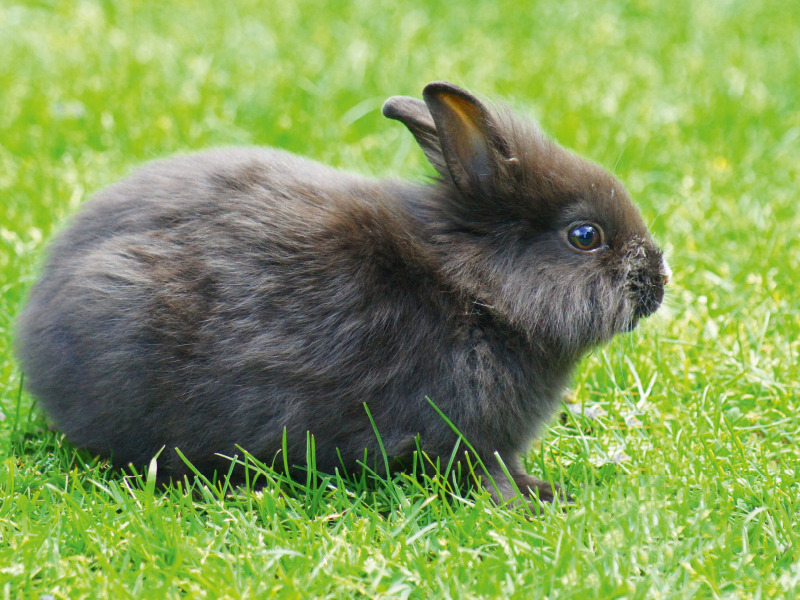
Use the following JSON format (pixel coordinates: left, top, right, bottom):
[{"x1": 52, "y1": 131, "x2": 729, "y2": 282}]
[{"x1": 567, "y1": 224, "x2": 602, "y2": 251}]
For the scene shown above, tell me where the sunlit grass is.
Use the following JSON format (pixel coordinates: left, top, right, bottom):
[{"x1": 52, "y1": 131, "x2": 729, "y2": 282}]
[{"x1": 1, "y1": 0, "x2": 799, "y2": 597}]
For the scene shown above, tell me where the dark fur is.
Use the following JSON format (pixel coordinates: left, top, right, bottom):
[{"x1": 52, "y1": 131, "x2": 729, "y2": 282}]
[{"x1": 15, "y1": 82, "x2": 667, "y2": 503}]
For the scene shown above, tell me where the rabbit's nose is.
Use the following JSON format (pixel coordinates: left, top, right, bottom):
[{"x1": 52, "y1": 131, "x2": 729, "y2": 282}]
[{"x1": 661, "y1": 258, "x2": 672, "y2": 285}]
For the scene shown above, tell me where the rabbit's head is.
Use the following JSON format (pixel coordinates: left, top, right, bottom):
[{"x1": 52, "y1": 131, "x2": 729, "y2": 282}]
[{"x1": 384, "y1": 82, "x2": 668, "y2": 358}]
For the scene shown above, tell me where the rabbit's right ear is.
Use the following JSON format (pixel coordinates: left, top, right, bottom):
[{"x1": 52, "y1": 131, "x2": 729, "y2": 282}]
[
  {"x1": 382, "y1": 96, "x2": 449, "y2": 178},
  {"x1": 422, "y1": 82, "x2": 512, "y2": 197}
]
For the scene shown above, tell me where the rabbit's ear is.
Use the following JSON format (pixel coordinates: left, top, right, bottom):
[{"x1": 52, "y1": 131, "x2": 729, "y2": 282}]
[
  {"x1": 422, "y1": 82, "x2": 511, "y2": 195},
  {"x1": 382, "y1": 96, "x2": 449, "y2": 178}
]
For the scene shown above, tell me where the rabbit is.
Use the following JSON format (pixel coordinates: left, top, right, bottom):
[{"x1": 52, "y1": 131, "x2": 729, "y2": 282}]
[{"x1": 15, "y1": 81, "x2": 669, "y2": 504}]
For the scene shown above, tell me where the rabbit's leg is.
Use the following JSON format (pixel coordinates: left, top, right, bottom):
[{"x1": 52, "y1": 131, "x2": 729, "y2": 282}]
[
  {"x1": 484, "y1": 460, "x2": 562, "y2": 506},
  {"x1": 510, "y1": 473, "x2": 561, "y2": 503}
]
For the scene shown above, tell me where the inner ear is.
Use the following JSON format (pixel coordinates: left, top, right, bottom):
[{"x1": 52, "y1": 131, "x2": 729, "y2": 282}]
[
  {"x1": 437, "y1": 94, "x2": 492, "y2": 183},
  {"x1": 422, "y1": 82, "x2": 510, "y2": 195}
]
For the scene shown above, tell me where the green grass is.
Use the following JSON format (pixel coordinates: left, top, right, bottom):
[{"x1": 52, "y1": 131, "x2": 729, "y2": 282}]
[{"x1": 2, "y1": 0, "x2": 799, "y2": 597}]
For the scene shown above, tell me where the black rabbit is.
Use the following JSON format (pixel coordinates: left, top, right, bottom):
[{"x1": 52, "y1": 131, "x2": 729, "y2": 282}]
[{"x1": 15, "y1": 82, "x2": 668, "y2": 503}]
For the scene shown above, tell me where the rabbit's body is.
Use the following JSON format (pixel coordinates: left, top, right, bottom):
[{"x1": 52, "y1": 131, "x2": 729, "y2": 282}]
[{"x1": 16, "y1": 83, "x2": 668, "y2": 501}]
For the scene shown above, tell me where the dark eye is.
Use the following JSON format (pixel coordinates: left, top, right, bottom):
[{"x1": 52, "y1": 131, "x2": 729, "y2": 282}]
[{"x1": 567, "y1": 224, "x2": 602, "y2": 251}]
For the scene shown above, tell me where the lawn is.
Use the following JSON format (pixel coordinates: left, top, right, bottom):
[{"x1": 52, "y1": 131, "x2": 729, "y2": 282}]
[{"x1": 1, "y1": 0, "x2": 799, "y2": 597}]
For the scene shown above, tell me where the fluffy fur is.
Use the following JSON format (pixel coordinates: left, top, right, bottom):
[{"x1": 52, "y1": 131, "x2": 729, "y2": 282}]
[{"x1": 15, "y1": 82, "x2": 667, "y2": 502}]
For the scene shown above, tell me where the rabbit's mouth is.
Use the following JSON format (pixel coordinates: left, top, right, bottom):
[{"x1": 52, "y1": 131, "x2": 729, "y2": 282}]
[
  {"x1": 633, "y1": 283, "x2": 665, "y2": 318},
  {"x1": 626, "y1": 253, "x2": 668, "y2": 322},
  {"x1": 617, "y1": 276, "x2": 664, "y2": 335}
]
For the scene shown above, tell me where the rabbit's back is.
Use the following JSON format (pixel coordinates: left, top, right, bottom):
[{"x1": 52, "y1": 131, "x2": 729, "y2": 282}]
[{"x1": 16, "y1": 149, "x2": 456, "y2": 475}]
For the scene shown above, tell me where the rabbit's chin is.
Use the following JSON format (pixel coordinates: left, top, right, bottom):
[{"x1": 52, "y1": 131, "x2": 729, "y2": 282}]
[{"x1": 621, "y1": 316, "x2": 641, "y2": 333}]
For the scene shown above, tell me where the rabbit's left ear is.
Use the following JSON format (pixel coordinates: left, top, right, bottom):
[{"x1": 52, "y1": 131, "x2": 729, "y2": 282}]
[
  {"x1": 382, "y1": 96, "x2": 449, "y2": 179},
  {"x1": 422, "y1": 82, "x2": 511, "y2": 195}
]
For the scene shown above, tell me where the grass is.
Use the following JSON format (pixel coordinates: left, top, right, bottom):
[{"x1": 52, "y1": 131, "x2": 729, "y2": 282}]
[{"x1": 1, "y1": 0, "x2": 799, "y2": 597}]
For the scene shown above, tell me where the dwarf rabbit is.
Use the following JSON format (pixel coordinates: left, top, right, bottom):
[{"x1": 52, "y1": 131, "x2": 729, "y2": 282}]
[{"x1": 15, "y1": 82, "x2": 668, "y2": 503}]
